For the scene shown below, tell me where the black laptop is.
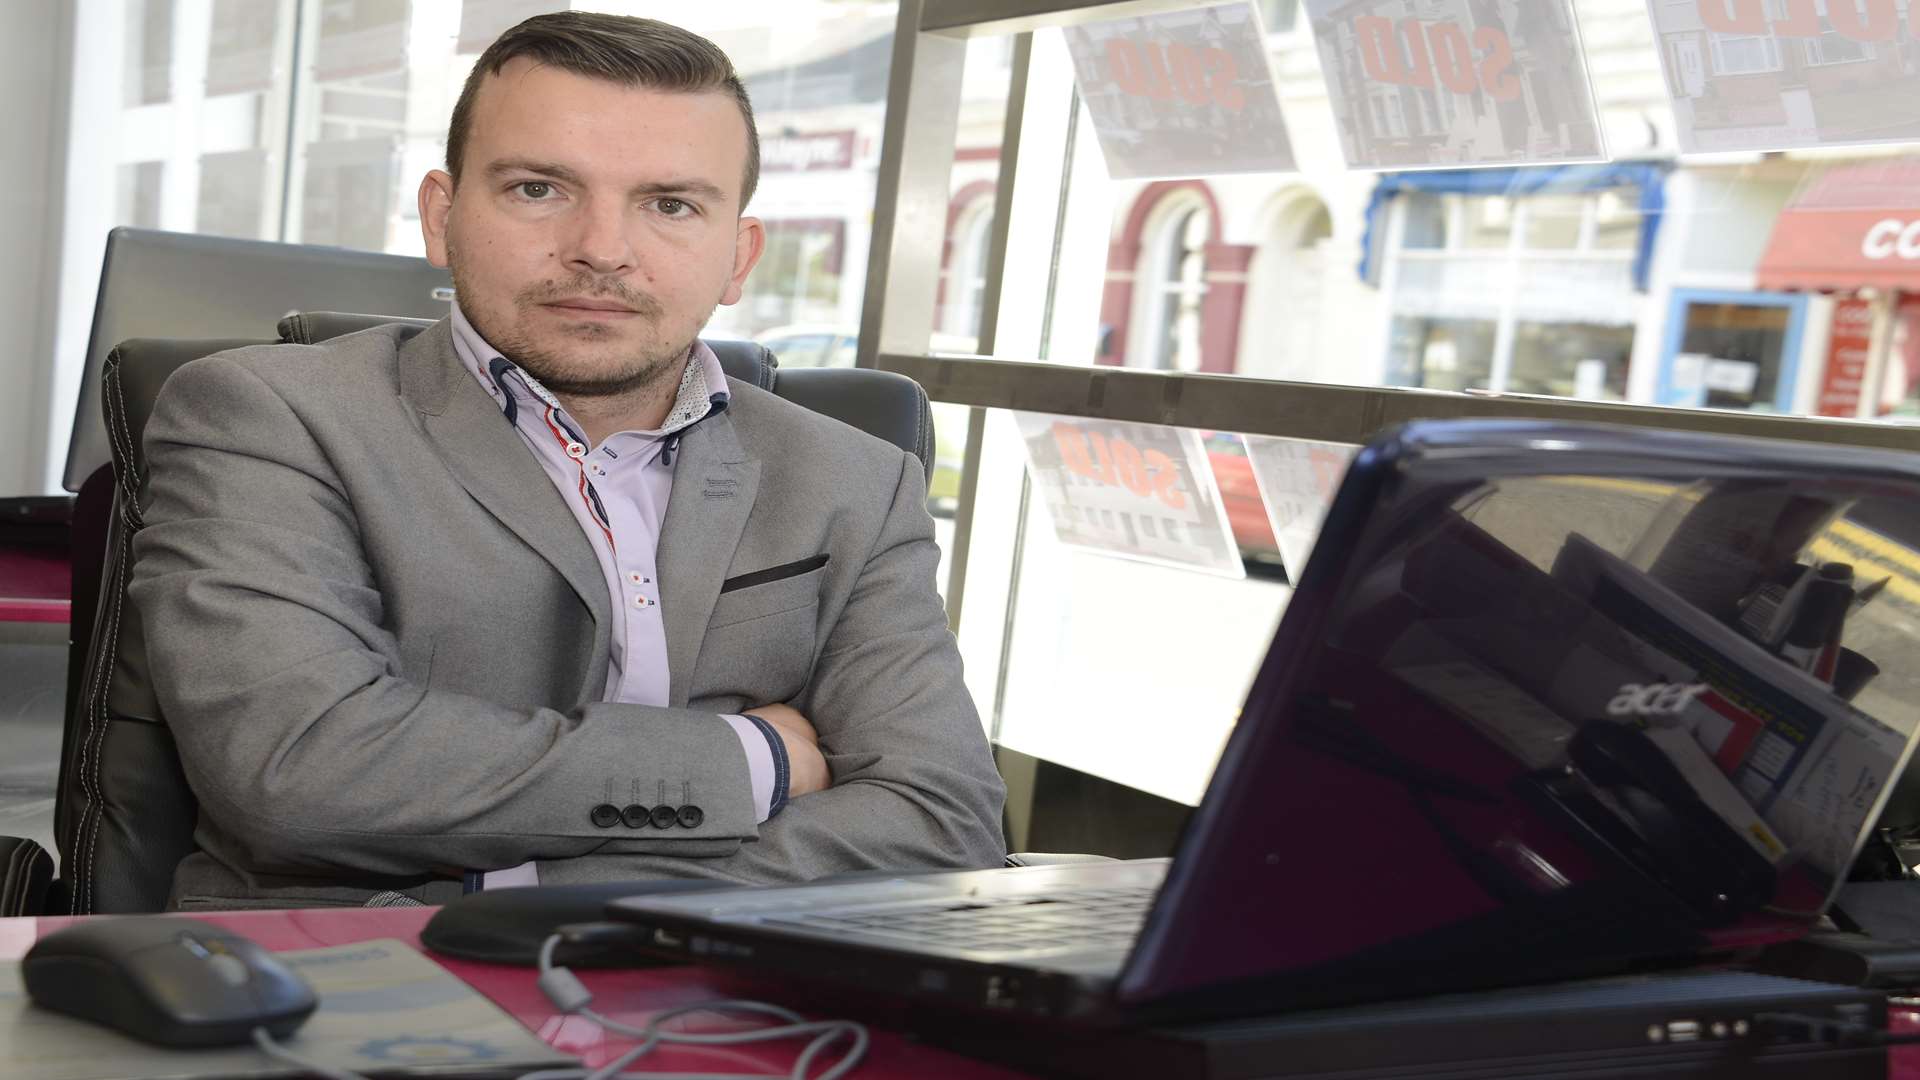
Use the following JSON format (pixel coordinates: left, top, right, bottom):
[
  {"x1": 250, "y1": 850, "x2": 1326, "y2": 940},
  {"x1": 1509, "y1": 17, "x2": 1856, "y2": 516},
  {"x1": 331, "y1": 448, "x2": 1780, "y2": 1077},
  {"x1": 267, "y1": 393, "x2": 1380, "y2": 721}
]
[{"x1": 609, "y1": 420, "x2": 1920, "y2": 1024}]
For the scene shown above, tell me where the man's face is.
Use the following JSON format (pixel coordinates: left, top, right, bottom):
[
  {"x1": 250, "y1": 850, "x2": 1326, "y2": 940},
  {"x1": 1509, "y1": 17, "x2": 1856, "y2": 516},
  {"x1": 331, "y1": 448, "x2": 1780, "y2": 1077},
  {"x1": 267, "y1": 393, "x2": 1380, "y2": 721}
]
[{"x1": 420, "y1": 57, "x2": 763, "y2": 398}]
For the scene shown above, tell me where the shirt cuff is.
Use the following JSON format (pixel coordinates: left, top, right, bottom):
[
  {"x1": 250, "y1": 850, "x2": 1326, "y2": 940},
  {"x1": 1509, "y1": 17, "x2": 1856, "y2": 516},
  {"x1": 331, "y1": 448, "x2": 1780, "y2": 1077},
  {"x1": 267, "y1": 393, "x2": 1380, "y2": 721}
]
[
  {"x1": 723, "y1": 713, "x2": 788, "y2": 821},
  {"x1": 480, "y1": 861, "x2": 540, "y2": 890}
]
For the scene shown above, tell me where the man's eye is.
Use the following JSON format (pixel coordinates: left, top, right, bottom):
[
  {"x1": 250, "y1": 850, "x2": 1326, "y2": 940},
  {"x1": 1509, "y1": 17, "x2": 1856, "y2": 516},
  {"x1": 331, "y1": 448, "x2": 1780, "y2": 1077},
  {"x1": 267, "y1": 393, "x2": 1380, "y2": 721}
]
[
  {"x1": 516, "y1": 181, "x2": 553, "y2": 199},
  {"x1": 657, "y1": 198, "x2": 691, "y2": 217}
]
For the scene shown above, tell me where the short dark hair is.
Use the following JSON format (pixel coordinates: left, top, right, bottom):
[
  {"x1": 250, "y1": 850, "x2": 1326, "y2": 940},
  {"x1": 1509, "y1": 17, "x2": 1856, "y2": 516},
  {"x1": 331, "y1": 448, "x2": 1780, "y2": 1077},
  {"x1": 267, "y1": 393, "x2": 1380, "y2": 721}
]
[{"x1": 446, "y1": 12, "x2": 760, "y2": 207}]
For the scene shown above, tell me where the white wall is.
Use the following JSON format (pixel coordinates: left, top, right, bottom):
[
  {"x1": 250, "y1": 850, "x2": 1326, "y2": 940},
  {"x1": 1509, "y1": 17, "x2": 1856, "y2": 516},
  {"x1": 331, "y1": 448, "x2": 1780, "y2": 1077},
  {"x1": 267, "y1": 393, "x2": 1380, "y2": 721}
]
[{"x1": 0, "y1": 2, "x2": 69, "y2": 496}]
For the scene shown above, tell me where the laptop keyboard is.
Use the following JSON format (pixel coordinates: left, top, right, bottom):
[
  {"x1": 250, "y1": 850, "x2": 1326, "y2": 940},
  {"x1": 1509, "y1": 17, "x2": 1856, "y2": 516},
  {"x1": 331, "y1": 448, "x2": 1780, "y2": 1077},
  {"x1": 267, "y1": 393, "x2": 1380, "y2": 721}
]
[{"x1": 762, "y1": 884, "x2": 1157, "y2": 955}]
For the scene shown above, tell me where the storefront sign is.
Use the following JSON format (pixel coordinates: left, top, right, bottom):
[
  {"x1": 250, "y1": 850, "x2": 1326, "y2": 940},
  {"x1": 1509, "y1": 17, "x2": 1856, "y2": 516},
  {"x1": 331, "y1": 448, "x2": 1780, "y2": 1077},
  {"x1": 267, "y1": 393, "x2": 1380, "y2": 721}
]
[
  {"x1": 1757, "y1": 159, "x2": 1920, "y2": 291},
  {"x1": 761, "y1": 131, "x2": 858, "y2": 173},
  {"x1": 1305, "y1": 0, "x2": 1604, "y2": 169},
  {"x1": 1648, "y1": 0, "x2": 1920, "y2": 152},
  {"x1": 1016, "y1": 414, "x2": 1245, "y2": 577},
  {"x1": 1243, "y1": 436, "x2": 1356, "y2": 583},
  {"x1": 1818, "y1": 298, "x2": 1875, "y2": 417},
  {"x1": 1062, "y1": 2, "x2": 1296, "y2": 179}
]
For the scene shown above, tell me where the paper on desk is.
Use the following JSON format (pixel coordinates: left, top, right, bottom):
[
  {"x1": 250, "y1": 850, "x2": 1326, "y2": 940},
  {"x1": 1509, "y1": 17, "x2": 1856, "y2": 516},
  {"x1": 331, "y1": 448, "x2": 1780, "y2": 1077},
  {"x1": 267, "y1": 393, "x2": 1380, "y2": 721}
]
[{"x1": 0, "y1": 937, "x2": 573, "y2": 1080}]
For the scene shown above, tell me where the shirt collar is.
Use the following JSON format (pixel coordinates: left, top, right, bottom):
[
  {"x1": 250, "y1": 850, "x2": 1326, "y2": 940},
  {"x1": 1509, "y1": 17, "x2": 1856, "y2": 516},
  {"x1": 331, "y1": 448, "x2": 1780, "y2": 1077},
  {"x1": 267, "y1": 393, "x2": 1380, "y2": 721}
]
[{"x1": 449, "y1": 302, "x2": 729, "y2": 442}]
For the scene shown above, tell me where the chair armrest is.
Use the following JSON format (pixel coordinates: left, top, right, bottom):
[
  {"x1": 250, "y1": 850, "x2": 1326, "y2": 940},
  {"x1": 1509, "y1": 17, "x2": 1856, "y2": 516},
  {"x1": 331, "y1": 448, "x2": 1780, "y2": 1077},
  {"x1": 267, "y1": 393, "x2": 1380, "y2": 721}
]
[
  {"x1": 0, "y1": 836, "x2": 53, "y2": 916},
  {"x1": 1004, "y1": 852, "x2": 1118, "y2": 868}
]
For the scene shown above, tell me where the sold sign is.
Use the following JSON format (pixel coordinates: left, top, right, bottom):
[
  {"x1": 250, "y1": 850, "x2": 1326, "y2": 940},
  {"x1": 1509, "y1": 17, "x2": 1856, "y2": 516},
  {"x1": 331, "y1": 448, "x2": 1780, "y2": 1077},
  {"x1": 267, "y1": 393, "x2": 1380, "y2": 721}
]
[
  {"x1": 1105, "y1": 38, "x2": 1247, "y2": 111},
  {"x1": 1064, "y1": 2, "x2": 1295, "y2": 179},
  {"x1": 1016, "y1": 412, "x2": 1245, "y2": 577},
  {"x1": 1050, "y1": 420, "x2": 1188, "y2": 511},
  {"x1": 1353, "y1": 16, "x2": 1520, "y2": 101},
  {"x1": 1305, "y1": 0, "x2": 1602, "y2": 167}
]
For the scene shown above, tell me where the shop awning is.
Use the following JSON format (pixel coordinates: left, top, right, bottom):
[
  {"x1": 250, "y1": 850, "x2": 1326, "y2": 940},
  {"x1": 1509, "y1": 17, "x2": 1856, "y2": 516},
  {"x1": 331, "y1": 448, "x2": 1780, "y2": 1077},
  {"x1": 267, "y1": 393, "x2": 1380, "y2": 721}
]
[
  {"x1": 1757, "y1": 158, "x2": 1920, "y2": 292},
  {"x1": 1358, "y1": 162, "x2": 1673, "y2": 292}
]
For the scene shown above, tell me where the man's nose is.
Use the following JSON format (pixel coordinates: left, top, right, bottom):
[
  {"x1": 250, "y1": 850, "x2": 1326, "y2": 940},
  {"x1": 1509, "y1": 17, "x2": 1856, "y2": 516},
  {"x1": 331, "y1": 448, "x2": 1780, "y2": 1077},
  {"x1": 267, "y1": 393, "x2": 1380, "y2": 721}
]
[{"x1": 563, "y1": 196, "x2": 637, "y2": 276}]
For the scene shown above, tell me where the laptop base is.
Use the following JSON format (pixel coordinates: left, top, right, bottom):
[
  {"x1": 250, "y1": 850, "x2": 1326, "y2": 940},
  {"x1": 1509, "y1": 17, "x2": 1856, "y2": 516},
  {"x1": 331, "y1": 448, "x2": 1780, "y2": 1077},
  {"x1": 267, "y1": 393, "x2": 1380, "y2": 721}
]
[{"x1": 918, "y1": 971, "x2": 1888, "y2": 1079}]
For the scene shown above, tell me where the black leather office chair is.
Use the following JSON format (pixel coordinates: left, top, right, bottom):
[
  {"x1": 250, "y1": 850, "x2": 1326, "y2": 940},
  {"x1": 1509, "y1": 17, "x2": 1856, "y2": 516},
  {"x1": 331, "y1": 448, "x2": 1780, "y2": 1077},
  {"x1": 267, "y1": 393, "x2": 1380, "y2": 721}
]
[{"x1": 0, "y1": 312, "x2": 942, "y2": 915}]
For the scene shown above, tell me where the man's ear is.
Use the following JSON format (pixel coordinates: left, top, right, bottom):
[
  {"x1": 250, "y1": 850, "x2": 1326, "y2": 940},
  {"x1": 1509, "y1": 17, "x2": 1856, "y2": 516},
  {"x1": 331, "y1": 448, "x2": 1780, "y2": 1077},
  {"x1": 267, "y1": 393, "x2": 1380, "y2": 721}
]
[
  {"x1": 418, "y1": 170, "x2": 456, "y2": 268},
  {"x1": 720, "y1": 216, "x2": 767, "y2": 307}
]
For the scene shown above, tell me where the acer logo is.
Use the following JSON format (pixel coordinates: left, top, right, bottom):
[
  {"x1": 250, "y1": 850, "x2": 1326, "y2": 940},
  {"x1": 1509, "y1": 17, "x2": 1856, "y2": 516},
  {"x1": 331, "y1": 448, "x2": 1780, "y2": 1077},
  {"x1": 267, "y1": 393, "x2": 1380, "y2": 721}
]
[{"x1": 1607, "y1": 683, "x2": 1710, "y2": 717}]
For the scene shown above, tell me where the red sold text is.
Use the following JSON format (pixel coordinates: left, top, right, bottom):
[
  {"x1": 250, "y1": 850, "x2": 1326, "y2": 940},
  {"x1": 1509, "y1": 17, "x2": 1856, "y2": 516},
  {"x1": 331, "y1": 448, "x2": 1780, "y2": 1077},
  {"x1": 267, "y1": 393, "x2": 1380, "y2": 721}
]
[
  {"x1": 1051, "y1": 422, "x2": 1189, "y2": 512},
  {"x1": 1104, "y1": 38, "x2": 1248, "y2": 111},
  {"x1": 1352, "y1": 16, "x2": 1522, "y2": 101}
]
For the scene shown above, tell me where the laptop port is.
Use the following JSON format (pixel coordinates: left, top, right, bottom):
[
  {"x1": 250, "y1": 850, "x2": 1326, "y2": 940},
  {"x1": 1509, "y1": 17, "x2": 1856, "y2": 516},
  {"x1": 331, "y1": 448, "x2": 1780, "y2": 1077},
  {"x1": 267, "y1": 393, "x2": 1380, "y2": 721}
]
[{"x1": 1666, "y1": 1020, "x2": 1701, "y2": 1042}]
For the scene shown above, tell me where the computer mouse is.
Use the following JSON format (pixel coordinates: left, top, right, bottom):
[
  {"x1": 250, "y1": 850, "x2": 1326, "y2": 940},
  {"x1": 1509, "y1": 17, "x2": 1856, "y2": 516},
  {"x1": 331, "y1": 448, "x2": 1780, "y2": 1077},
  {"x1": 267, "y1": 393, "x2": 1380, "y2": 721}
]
[{"x1": 22, "y1": 916, "x2": 318, "y2": 1047}]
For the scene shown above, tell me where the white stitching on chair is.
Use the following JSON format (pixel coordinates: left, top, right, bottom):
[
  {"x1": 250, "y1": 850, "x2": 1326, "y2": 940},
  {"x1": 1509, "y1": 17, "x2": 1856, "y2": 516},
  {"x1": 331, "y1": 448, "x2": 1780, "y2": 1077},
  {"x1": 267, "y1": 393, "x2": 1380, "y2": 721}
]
[
  {"x1": 104, "y1": 357, "x2": 145, "y2": 527},
  {"x1": 80, "y1": 522, "x2": 134, "y2": 913},
  {"x1": 910, "y1": 387, "x2": 930, "y2": 472},
  {"x1": 75, "y1": 356, "x2": 141, "y2": 913}
]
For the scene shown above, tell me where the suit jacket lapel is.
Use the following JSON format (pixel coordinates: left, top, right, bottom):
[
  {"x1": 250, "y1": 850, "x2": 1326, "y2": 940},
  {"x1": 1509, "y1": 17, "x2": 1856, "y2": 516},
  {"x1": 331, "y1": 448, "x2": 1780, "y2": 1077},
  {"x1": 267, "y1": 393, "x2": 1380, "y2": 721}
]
[
  {"x1": 658, "y1": 404, "x2": 761, "y2": 707},
  {"x1": 399, "y1": 320, "x2": 611, "y2": 677}
]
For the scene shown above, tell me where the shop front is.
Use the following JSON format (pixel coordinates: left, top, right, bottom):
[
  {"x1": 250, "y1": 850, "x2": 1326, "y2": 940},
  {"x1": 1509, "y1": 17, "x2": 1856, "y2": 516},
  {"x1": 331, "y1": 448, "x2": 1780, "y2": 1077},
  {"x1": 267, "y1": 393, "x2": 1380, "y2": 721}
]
[{"x1": 1751, "y1": 157, "x2": 1920, "y2": 419}]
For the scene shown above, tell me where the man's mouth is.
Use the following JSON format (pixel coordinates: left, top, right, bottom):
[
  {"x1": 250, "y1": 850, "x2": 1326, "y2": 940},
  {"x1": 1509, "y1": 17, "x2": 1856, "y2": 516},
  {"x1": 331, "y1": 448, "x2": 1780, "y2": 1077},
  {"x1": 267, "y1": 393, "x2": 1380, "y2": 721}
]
[{"x1": 544, "y1": 297, "x2": 639, "y2": 314}]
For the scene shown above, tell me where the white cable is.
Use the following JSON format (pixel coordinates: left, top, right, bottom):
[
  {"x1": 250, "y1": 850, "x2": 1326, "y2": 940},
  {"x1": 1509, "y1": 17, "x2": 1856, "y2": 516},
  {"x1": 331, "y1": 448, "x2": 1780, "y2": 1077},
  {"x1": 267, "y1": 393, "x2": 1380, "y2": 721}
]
[
  {"x1": 250, "y1": 1026, "x2": 372, "y2": 1080},
  {"x1": 251, "y1": 934, "x2": 870, "y2": 1080}
]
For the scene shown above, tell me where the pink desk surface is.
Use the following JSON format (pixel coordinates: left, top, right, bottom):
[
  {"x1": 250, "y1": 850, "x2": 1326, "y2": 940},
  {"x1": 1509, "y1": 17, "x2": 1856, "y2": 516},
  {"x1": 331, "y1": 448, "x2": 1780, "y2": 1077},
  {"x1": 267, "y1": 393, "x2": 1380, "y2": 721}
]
[
  {"x1": 0, "y1": 545, "x2": 69, "y2": 623},
  {"x1": 1, "y1": 907, "x2": 1031, "y2": 1078},
  {"x1": 7, "y1": 909, "x2": 1917, "y2": 1078}
]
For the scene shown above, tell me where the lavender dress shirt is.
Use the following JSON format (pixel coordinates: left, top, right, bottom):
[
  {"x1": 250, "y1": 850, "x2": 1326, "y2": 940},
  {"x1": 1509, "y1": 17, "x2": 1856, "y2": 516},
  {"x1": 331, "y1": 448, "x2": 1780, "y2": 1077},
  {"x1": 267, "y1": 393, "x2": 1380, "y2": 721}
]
[{"x1": 448, "y1": 306, "x2": 781, "y2": 888}]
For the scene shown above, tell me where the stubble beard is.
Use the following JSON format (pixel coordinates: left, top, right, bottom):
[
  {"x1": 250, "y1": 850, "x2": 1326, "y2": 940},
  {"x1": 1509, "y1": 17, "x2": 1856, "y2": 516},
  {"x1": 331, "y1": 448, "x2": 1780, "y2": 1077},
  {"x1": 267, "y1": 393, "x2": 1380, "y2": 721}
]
[{"x1": 448, "y1": 247, "x2": 705, "y2": 400}]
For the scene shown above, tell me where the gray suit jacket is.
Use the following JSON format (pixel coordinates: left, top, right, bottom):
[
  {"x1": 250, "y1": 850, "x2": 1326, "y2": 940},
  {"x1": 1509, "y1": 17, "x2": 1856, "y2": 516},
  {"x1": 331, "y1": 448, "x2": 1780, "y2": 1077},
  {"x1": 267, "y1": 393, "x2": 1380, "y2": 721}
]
[{"x1": 128, "y1": 319, "x2": 1006, "y2": 909}]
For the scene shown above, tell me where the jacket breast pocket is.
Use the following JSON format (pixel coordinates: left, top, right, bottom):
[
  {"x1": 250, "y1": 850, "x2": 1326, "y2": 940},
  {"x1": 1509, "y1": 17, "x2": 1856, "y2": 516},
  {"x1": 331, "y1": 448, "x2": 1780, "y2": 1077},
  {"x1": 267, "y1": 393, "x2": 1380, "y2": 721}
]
[{"x1": 697, "y1": 565, "x2": 825, "y2": 704}]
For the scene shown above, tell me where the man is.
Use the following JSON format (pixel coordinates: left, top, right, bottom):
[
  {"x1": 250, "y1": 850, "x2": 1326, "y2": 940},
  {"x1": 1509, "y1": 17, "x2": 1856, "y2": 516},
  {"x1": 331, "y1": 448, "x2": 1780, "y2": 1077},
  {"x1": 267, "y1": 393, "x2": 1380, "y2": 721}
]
[{"x1": 129, "y1": 12, "x2": 1006, "y2": 909}]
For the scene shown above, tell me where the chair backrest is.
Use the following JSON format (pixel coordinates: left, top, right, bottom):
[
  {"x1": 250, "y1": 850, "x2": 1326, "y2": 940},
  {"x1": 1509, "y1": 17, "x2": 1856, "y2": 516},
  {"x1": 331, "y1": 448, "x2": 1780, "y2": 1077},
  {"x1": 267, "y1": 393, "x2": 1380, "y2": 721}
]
[{"x1": 56, "y1": 313, "x2": 937, "y2": 912}]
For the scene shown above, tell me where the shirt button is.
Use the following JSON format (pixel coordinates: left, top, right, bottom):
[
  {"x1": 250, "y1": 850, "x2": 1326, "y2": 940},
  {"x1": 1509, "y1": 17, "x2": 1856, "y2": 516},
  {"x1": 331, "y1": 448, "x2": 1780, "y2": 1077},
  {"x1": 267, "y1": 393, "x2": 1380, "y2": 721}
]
[
  {"x1": 629, "y1": 572, "x2": 643, "y2": 584},
  {"x1": 633, "y1": 595, "x2": 650, "y2": 608},
  {"x1": 566, "y1": 442, "x2": 587, "y2": 459}
]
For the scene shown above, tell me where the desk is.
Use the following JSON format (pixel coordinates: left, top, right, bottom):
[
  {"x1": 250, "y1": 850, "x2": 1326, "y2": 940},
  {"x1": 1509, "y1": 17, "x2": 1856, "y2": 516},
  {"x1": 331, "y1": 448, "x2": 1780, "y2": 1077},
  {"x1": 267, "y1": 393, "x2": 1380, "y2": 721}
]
[
  {"x1": 8, "y1": 908, "x2": 1920, "y2": 1079},
  {"x1": 1, "y1": 907, "x2": 1030, "y2": 1078},
  {"x1": 0, "y1": 545, "x2": 67, "y2": 623}
]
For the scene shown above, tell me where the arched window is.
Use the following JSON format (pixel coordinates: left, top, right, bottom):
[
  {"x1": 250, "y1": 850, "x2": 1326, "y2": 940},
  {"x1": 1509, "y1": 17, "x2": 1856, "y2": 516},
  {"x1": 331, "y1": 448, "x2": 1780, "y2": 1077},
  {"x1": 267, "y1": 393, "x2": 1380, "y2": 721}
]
[
  {"x1": 1146, "y1": 202, "x2": 1210, "y2": 371},
  {"x1": 945, "y1": 203, "x2": 994, "y2": 339}
]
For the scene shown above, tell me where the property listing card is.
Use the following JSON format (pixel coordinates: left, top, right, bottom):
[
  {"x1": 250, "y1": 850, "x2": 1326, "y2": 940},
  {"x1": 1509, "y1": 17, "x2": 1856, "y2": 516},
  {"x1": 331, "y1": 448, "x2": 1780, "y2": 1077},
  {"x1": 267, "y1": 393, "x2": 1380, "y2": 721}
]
[
  {"x1": 1305, "y1": 0, "x2": 1606, "y2": 169},
  {"x1": 1647, "y1": 0, "x2": 1920, "y2": 152}
]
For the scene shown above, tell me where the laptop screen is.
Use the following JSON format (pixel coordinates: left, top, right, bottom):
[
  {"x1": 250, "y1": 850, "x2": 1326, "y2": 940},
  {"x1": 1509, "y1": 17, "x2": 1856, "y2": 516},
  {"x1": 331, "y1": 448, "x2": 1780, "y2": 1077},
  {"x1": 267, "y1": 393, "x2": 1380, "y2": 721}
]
[{"x1": 1124, "y1": 421, "x2": 1920, "y2": 1009}]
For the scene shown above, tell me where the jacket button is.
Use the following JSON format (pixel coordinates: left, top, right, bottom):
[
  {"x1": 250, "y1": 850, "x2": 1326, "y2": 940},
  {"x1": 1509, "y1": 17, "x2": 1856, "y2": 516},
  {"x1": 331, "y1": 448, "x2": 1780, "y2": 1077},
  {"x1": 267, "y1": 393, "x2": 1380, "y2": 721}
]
[
  {"x1": 590, "y1": 804, "x2": 622, "y2": 828},
  {"x1": 621, "y1": 804, "x2": 651, "y2": 828},
  {"x1": 650, "y1": 805, "x2": 680, "y2": 829},
  {"x1": 677, "y1": 805, "x2": 704, "y2": 829}
]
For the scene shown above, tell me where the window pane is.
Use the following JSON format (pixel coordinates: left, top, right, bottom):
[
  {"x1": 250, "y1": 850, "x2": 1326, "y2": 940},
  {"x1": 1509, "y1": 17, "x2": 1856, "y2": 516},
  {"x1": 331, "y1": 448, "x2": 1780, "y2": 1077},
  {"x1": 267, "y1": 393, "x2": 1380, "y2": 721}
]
[
  {"x1": 125, "y1": 0, "x2": 175, "y2": 107},
  {"x1": 1386, "y1": 316, "x2": 1496, "y2": 392},
  {"x1": 1508, "y1": 321, "x2": 1633, "y2": 400},
  {"x1": 1592, "y1": 189, "x2": 1641, "y2": 251},
  {"x1": 1676, "y1": 301, "x2": 1791, "y2": 412},
  {"x1": 1523, "y1": 196, "x2": 1585, "y2": 251},
  {"x1": 1458, "y1": 196, "x2": 1513, "y2": 251}
]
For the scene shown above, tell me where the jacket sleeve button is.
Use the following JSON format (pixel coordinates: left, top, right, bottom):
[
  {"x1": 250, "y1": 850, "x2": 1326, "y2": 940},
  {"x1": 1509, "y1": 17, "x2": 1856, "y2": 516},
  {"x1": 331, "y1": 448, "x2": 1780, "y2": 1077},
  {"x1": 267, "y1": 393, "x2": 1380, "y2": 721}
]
[
  {"x1": 676, "y1": 805, "x2": 704, "y2": 829},
  {"x1": 650, "y1": 804, "x2": 680, "y2": 829},
  {"x1": 590, "y1": 804, "x2": 622, "y2": 828},
  {"x1": 621, "y1": 804, "x2": 651, "y2": 828}
]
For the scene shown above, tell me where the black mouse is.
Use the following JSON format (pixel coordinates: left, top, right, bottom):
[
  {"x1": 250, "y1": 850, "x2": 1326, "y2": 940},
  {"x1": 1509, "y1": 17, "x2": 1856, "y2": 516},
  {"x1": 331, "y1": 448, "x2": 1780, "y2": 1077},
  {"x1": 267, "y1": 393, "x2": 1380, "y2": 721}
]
[{"x1": 23, "y1": 916, "x2": 318, "y2": 1047}]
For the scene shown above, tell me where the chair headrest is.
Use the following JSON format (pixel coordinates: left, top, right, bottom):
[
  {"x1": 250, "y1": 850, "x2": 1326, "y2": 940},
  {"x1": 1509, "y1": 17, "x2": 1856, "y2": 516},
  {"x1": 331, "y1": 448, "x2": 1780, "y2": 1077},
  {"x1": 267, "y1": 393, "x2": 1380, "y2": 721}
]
[{"x1": 104, "y1": 338, "x2": 272, "y2": 487}]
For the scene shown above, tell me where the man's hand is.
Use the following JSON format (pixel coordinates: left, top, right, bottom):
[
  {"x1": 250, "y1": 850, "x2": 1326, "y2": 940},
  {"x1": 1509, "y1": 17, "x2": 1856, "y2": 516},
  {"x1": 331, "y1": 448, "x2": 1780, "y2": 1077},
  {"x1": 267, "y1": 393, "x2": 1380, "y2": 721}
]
[{"x1": 752, "y1": 703, "x2": 831, "y2": 798}]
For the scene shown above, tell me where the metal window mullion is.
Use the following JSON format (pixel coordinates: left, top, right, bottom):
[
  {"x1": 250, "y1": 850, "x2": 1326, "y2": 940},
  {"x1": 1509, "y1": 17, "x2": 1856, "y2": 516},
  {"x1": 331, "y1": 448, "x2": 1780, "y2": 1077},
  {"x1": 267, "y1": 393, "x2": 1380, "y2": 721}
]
[
  {"x1": 942, "y1": 30, "x2": 1034, "y2": 631},
  {"x1": 856, "y1": 0, "x2": 968, "y2": 367},
  {"x1": 876, "y1": 352, "x2": 1920, "y2": 454}
]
